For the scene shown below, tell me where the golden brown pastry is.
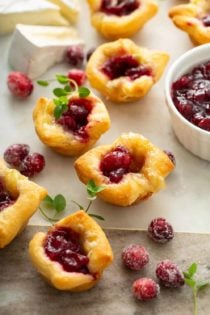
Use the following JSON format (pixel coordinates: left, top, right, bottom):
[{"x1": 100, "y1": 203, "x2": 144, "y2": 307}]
[
  {"x1": 0, "y1": 159, "x2": 47, "y2": 248},
  {"x1": 86, "y1": 39, "x2": 169, "y2": 103},
  {"x1": 33, "y1": 91, "x2": 110, "y2": 156},
  {"x1": 87, "y1": 0, "x2": 158, "y2": 39},
  {"x1": 169, "y1": 0, "x2": 210, "y2": 45},
  {"x1": 74, "y1": 133, "x2": 175, "y2": 207},
  {"x1": 29, "y1": 210, "x2": 113, "y2": 291}
]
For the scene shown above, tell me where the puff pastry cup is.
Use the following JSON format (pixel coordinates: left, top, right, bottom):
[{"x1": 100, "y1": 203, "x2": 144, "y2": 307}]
[
  {"x1": 33, "y1": 91, "x2": 110, "y2": 156},
  {"x1": 86, "y1": 39, "x2": 169, "y2": 103},
  {"x1": 87, "y1": 0, "x2": 158, "y2": 39},
  {"x1": 169, "y1": 0, "x2": 210, "y2": 45},
  {"x1": 74, "y1": 133, "x2": 174, "y2": 207},
  {"x1": 0, "y1": 159, "x2": 47, "y2": 248},
  {"x1": 29, "y1": 210, "x2": 113, "y2": 292}
]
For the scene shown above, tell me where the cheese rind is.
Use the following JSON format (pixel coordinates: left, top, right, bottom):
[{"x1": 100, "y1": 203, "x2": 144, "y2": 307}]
[
  {"x1": 48, "y1": 0, "x2": 80, "y2": 23},
  {"x1": 8, "y1": 24, "x2": 84, "y2": 79},
  {"x1": 0, "y1": 0, "x2": 69, "y2": 35}
]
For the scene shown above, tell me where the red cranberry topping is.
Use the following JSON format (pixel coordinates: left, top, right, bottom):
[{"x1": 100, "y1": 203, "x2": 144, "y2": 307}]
[
  {"x1": 0, "y1": 181, "x2": 15, "y2": 212},
  {"x1": 44, "y1": 227, "x2": 89, "y2": 273},
  {"x1": 56, "y1": 98, "x2": 92, "y2": 140},
  {"x1": 101, "y1": 55, "x2": 151, "y2": 80},
  {"x1": 148, "y1": 218, "x2": 174, "y2": 244},
  {"x1": 201, "y1": 15, "x2": 210, "y2": 27},
  {"x1": 100, "y1": 146, "x2": 133, "y2": 183},
  {"x1": 172, "y1": 60, "x2": 210, "y2": 131},
  {"x1": 163, "y1": 150, "x2": 176, "y2": 166},
  {"x1": 156, "y1": 260, "x2": 184, "y2": 288},
  {"x1": 132, "y1": 278, "x2": 160, "y2": 301},
  {"x1": 122, "y1": 244, "x2": 149, "y2": 271},
  {"x1": 101, "y1": 0, "x2": 139, "y2": 16},
  {"x1": 7, "y1": 72, "x2": 33, "y2": 98},
  {"x1": 66, "y1": 46, "x2": 84, "y2": 66},
  {"x1": 4, "y1": 144, "x2": 30, "y2": 167},
  {"x1": 68, "y1": 69, "x2": 87, "y2": 87},
  {"x1": 19, "y1": 153, "x2": 45, "y2": 177}
]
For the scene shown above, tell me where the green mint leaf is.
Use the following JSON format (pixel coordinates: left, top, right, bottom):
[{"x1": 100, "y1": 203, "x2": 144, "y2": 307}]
[
  {"x1": 42, "y1": 195, "x2": 54, "y2": 207},
  {"x1": 78, "y1": 86, "x2": 90, "y2": 98},
  {"x1": 87, "y1": 179, "x2": 105, "y2": 194},
  {"x1": 53, "y1": 194, "x2": 66, "y2": 213},
  {"x1": 196, "y1": 281, "x2": 209, "y2": 291},
  {"x1": 59, "y1": 96, "x2": 68, "y2": 105},
  {"x1": 71, "y1": 200, "x2": 84, "y2": 210},
  {"x1": 183, "y1": 271, "x2": 191, "y2": 279},
  {"x1": 53, "y1": 98, "x2": 62, "y2": 106},
  {"x1": 89, "y1": 213, "x2": 105, "y2": 221},
  {"x1": 56, "y1": 74, "x2": 69, "y2": 84},
  {"x1": 37, "y1": 80, "x2": 49, "y2": 87},
  {"x1": 185, "y1": 278, "x2": 196, "y2": 289},
  {"x1": 64, "y1": 84, "x2": 71, "y2": 92},
  {"x1": 188, "y1": 263, "x2": 197, "y2": 278},
  {"x1": 54, "y1": 104, "x2": 67, "y2": 119},
  {"x1": 53, "y1": 88, "x2": 68, "y2": 97}
]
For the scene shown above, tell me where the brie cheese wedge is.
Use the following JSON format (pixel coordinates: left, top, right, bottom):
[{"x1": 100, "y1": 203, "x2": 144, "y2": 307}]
[
  {"x1": 48, "y1": 0, "x2": 79, "y2": 23},
  {"x1": 0, "y1": 0, "x2": 69, "y2": 35},
  {"x1": 8, "y1": 24, "x2": 84, "y2": 79}
]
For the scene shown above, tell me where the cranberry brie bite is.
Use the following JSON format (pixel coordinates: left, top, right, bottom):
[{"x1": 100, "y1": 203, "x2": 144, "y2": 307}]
[
  {"x1": 29, "y1": 210, "x2": 113, "y2": 291},
  {"x1": 74, "y1": 133, "x2": 174, "y2": 206},
  {"x1": 86, "y1": 39, "x2": 169, "y2": 102},
  {"x1": 33, "y1": 91, "x2": 110, "y2": 156}
]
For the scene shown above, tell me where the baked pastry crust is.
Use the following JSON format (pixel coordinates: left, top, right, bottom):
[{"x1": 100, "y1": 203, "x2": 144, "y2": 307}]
[
  {"x1": 74, "y1": 133, "x2": 174, "y2": 206},
  {"x1": 29, "y1": 210, "x2": 113, "y2": 291},
  {"x1": 87, "y1": 0, "x2": 158, "y2": 39},
  {"x1": 86, "y1": 39, "x2": 169, "y2": 103},
  {"x1": 169, "y1": 0, "x2": 210, "y2": 45},
  {"x1": 0, "y1": 159, "x2": 47, "y2": 248},
  {"x1": 33, "y1": 91, "x2": 110, "y2": 156}
]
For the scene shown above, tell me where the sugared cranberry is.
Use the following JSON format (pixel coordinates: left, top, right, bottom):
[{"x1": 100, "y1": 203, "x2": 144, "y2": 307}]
[
  {"x1": 4, "y1": 144, "x2": 30, "y2": 167},
  {"x1": 44, "y1": 227, "x2": 89, "y2": 273},
  {"x1": 86, "y1": 47, "x2": 95, "y2": 61},
  {"x1": 0, "y1": 181, "x2": 15, "y2": 212},
  {"x1": 19, "y1": 153, "x2": 45, "y2": 177},
  {"x1": 156, "y1": 260, "x2": 184, "y2": 288},
  {"x1": 148, "y1": 218, "x2": 174, "y2": 244},
  {"x1": 7, "y1": 72, "x2": 33, "y2": 98},
  {"x1": 201, "y1": 15, "x2": 210, "y2": 27},
  {"x1": 163, "y1": 150, "x2": 176, "y2": 166},
  {"x1": 101, "y1": 55, "x2": 151, "y2": 81},
  {"x1": 68, "y1": 69, "x2": 86, "y2": 87},
  {"x1": 66, "y1": 46, "x2": 84, "y2": 66},
  {"x1": 132, "y1": 278, "x2": 160, "y2": 301},
  {"x1": 101, "y1": 0, "x2": 139, "y2": 16},
  {"x1": 122, "y1": 244, "x2": 149, "y2": 271}
]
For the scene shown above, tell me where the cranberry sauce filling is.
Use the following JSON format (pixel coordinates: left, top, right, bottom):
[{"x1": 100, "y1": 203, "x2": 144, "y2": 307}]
[
  {"x1": 0, "y1": 180, "x2": 15, "y2": 212},
  {"x1": 172, "y1": 60, "x2": 210, "y2": 131},
  {"x1": 101, "y1": 0, "x2": 139, "y2": 16},
  {"x1": 101, "y1": 55, "x2": 152, "y2": 81},
  {"x1": 201, "y1": 14, "x2": 210, "y2": 27},
  {"x1": 56, "y1": 98, "x2": 92, "y2": 140},
  {"x1": 44, "y1": 227, "x2": 90, "y2": 274},
  {"x1": 100, "y1": 145, "x2": 141, "y2": 183}
]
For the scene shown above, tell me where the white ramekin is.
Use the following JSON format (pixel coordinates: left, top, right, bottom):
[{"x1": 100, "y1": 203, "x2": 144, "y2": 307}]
[{"x1": 165, "y1": 44, "x2": 210, "y2": 161}]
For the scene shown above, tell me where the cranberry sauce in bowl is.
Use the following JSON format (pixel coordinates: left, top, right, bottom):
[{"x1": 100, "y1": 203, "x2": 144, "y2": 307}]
[
  {"x1": 165, "y1": 44, "x2": 210, "y2": 161},
  {"x1": 101, "y1": 0, "x2": 139, "y2": 16}
]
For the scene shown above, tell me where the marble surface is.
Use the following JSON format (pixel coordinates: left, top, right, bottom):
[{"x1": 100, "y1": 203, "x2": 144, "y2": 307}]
[
  {"x1": 0, "y1": 0, "x2": 210, "y2": 232},
  {"x1": 1, "y1": 226, "x2": 210, "y2": 315}
]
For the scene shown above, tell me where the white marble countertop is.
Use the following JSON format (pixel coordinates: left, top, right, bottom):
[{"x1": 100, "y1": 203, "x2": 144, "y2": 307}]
[{"x1": 0, "y1": 0, "x2": 210, "y2": 233}]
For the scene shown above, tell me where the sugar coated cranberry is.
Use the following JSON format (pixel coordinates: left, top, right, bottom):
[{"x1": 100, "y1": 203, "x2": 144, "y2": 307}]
[
  {"x1": 86, "y1": 47, "x2": 95, "y2": 61},
  {"x1": 148, "y1": 218, "x2": 174, "y2": 244},
  {"x1": 66, "y1": 46, "x2": 84, "y2": 66},
  {"x1": 68, "y1": 69, "x2": 86, "y2": 87},
  {"x1": 163, "y1": 150, "x2": 176, "y2": 166},
  {"x1": 4, "y1": 144, "x2": 30, "y2": 167},
  {"x1": 7, "y1": 72, "x2": 33, "y2": 98},
  {"x1": 122, "y1": 244, "x2": 149, "y2": 271},
  {"x1": 132, "y1": 278, "x2": 160, "y2": 301},
  {"x1": 101, "y1": 0, "x2": 139, "y2": 16},
  {"x1": 44, "y1": 227, "x2": 89, "y2": 273},
  {"x1": 156, "y1": 260, "x2": 184, "y2": 288},
  {"x1": 19, "y1": 153, "x2": 45, "y2": 177}
]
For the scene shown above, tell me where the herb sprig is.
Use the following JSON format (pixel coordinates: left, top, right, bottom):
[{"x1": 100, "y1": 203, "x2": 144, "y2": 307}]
[
  {"x1": 37, "y1": 74, "x2": 90, "y2": 119},
  {"x1": 39, "y1": 180, "x2": 105, "y2": 223},
  {"x1": 184, "y1": 263, "x2": 209, "y2": 315}
]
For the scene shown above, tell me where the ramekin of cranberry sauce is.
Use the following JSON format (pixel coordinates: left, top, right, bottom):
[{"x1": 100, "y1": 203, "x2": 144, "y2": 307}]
[{"x1": 165, "y1": 44, "x2": 210, "y2": 161}]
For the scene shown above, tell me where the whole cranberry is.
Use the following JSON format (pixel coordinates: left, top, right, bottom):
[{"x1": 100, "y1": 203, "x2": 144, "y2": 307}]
[
  {"x1": 148, "y1": 218, "x2": 174, "y2": 243},
  {"x1": 66, "y1": 46, "x2": 84, "y2": 66},
  {"x1": 132, "y1": 278, "x2": 160, "y2": 301},
  {"x1": 7, "y1": 72, "x2": 33, "y2": 98},
  {"x1": 19, "y1": 153, "x2": 45, "y2": 177},
  {"x1": 156, "y1": 260, "x2": 184, "y2": 288},
  {"x1": 68, "y1": 69, "x2": 86, "y2": 87},
  {"x1": 4, "y1": 144, "x2": 30, "y2": 167},
  {"x1": 122, "y1": 244, "x2": 149, "y2": 271}
]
